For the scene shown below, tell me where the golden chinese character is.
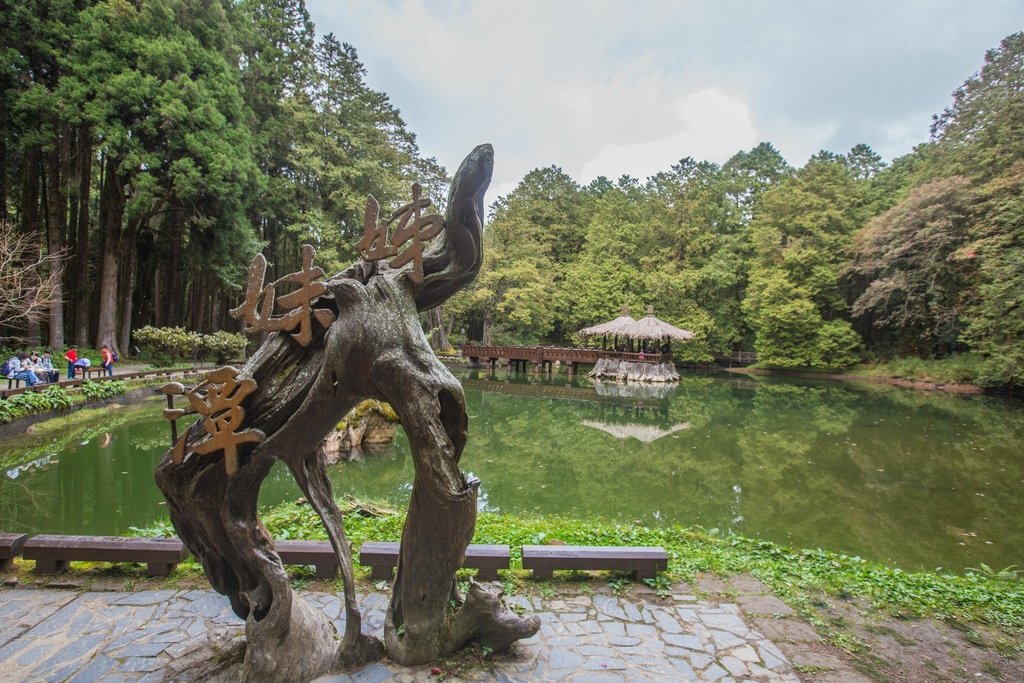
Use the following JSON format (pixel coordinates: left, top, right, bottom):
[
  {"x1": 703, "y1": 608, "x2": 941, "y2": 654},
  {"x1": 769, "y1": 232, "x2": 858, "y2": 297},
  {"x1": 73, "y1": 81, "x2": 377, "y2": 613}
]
[
  {"x1": 229, "y1": 245, "x2": 337, "y2": 347},
  {"x1": 357, "y1": 184, "x2": 444, "y2": 283},
  {"x1": 355, "y1": 195, "x2": 399, "y2": 261},
  {"x1": 184, "y1": 366, "x2": 265, "y2": 476}
]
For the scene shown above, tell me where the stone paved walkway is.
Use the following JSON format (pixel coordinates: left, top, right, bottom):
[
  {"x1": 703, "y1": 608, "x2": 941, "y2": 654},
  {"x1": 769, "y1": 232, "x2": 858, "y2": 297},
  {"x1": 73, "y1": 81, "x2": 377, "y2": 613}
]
[{"x1": 0, "y1": 581, "x2": 829, "y2": 682}]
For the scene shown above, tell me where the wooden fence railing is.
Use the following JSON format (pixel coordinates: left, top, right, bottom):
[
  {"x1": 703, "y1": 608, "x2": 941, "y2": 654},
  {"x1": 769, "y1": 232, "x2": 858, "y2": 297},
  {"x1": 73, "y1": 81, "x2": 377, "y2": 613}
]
[
  {"x1": 461, "y1": 344, "x2": 672, "y2": 365},
  {"x1": 1, "y1": 367, "x2": 201, "y2": 400}
]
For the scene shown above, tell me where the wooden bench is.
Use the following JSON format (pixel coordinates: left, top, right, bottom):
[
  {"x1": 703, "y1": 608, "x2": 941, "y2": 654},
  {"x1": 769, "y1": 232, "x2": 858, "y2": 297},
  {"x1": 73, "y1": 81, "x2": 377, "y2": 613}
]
[
  {"x1": 84, "y1": 366, "x2": 107, "y2": 380},
  {"x1": 522, "y1": 545, "x2": 668, "y2": 580},
  {"x1": 275, "y1": 539, "x2": 339, "y2": 579},
  {"x1": 359, "y1": 542, "x2": 510, "y2": 581},
  {"x1": 22, "y1": 535, "x2": 188, "y2": 577},
  {"x1": 0, "y1": 532, "x2": 28, "y2": 570}
]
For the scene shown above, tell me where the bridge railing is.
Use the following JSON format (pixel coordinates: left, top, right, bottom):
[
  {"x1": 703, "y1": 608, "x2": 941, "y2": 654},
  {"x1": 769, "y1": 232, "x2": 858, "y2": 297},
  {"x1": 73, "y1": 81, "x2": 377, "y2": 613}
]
[{"x1": 461, "y1": 344, "x2": 672, "y2": 365}]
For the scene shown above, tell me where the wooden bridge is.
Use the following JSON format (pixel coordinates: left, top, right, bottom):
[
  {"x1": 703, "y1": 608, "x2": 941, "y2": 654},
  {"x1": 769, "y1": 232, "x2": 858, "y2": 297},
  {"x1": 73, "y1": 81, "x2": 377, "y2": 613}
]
[
  {"x1": 712, "y1": 351, "x2": 758, "y2": 367},
  {"x1": 461, "y1": 344, "x2": 672, "y2": 374}
]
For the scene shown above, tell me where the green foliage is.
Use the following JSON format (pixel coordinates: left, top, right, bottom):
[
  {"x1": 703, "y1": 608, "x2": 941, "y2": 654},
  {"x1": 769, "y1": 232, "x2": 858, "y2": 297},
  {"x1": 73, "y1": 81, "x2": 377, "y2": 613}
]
[
  {"x1": 0, "y1": 385, "x2": 73, "y2": 423},
  {"x1": 135, "y1": 326, "x2": 247, "y2": 364},
  {"x1": 643, "y1": 574, "x2": 673, "y2": 598},
  {"x1": 853, "y1": 354, "x2": 987, "y2": 385},
  {"x1": 932, "y1": 32, "x2": 1024, "y2": 181},
  {"x1": 337, "y1": 399, "x2": 398, "y2": 430},
  {"x1": 134, "y1": 326, "x2": 203, "y2": 361},
  {"x1": 961, "y1": 165, "x2": 1024, "y2": 386},
  {"x1": 1, "y1": 0, "x2": 441, "y2": 349},
  {"x1": 80, "y1": 380, "x2": 128, "y2": 400},
  {"x1": 198, "y1": 330, "x2": 248, "y2": 363},
  {"x1": 0, "y1": 378, "x2": 135, "y2": 423},
  {"x1": 848, "y1": 177, "x2": 975, "y2": 356}
]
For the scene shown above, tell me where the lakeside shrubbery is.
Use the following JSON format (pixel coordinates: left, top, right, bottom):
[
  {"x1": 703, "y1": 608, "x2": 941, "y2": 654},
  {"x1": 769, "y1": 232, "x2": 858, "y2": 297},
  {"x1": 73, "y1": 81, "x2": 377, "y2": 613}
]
[
  {"x1": 0, "y1": 380, "x2": 129, "y2": 423},
  {"x1": 133, "y1": 326, "x2": 247, "y2": 365}
]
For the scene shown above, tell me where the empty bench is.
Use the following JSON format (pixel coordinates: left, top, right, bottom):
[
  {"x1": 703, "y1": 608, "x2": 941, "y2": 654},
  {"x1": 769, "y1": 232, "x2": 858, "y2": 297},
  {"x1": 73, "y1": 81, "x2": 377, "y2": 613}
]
[
  {"x1": 23, "y1": 535, "x2": 188, "y2": 577},
  {"x1": 359, "y1": 541, "x2": 510, "y2": 581},
  {"x1": 522, "y1": 545, "x2": 668, "y2": 580},
  {"x1": 1, "y1": 532, "x2": 28, "y2": 570},
  {"x1": 275, "y1": 539, "x2": 339, "y2": 579}
]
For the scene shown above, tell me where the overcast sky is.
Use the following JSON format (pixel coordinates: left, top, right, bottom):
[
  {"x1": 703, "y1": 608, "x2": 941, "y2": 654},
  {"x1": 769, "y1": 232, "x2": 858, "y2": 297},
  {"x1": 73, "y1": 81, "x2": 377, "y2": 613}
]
[{"x1": 306, "y1": 0, "x2": 1023, "y2": 200}]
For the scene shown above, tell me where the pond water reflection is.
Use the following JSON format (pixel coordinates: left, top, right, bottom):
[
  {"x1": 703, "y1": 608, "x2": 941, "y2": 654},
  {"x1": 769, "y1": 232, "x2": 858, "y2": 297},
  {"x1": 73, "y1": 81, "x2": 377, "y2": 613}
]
[{"x1": 1, "y1": 371, "x2": 1022, "y2": 572}]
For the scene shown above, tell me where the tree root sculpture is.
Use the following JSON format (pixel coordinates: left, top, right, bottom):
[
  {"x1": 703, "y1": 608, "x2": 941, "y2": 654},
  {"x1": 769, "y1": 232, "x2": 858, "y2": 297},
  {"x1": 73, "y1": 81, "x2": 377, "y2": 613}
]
[{"x1": 155, "y1": 144, "x2": 539, "y2": 681}]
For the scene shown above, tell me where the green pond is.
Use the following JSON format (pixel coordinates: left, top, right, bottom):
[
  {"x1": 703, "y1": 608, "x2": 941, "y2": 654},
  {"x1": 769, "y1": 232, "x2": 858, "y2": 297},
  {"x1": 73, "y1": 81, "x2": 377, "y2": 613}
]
[{"x1": 1, "y1": 370, "x2": 1022, "y2": 573}]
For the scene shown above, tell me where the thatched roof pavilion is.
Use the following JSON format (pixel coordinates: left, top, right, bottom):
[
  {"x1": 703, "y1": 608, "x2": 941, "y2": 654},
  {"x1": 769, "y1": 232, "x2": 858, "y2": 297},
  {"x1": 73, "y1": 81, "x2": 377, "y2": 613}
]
[
  {"x1": 620, "y1": 306, "x2": 695, "y2": 341},
  {"x1": 579, "y1": 305, "x2": 693, "y2": 352},
  {"x1": 578, "y1": 305, "x2": 636, "y2": 337}
]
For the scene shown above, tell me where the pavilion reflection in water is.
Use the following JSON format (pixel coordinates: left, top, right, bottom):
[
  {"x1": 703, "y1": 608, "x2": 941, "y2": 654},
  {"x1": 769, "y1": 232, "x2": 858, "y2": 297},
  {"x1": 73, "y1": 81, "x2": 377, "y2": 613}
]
[
  {"x1": 591, "y1": 379, "x2": 679, "y2": 400},
  {"x1": 462, "y1": 371, "x2": 684, "y2": 430},
  {"x1": 580, "y1": 420, "x2": 691, "y2": 443}
]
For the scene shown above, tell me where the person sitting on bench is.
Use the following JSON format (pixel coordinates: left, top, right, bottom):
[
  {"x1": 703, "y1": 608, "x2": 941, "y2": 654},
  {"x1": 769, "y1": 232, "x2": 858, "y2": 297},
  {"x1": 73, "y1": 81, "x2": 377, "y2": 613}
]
[
  {"x1": 35, "y1": 350, "x2": 60, "y2": 383},
  {"x1": 8, "y1": 352, "x2": 41, "y2": 386}
]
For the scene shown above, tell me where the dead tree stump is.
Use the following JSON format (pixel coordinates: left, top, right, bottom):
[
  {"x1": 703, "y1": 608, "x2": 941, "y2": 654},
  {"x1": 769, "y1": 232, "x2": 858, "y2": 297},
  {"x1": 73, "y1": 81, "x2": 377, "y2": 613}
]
[{"x1": 155, "y1": 144, "x2": 538, "y2": 680}]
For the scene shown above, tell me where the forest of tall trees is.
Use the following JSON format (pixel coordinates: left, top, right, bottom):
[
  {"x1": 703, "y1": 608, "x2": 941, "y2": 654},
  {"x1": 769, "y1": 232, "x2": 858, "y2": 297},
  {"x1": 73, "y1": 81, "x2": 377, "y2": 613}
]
[
  {"x1": 2, "y1": 3, "x2": 1021, "y2": 386},
  {"x1": 444, "y1": 33, "x2": 1024, "y2": 386},
  {"x1": 1, "y1": 0, "x2": 443, "y2": 353}
]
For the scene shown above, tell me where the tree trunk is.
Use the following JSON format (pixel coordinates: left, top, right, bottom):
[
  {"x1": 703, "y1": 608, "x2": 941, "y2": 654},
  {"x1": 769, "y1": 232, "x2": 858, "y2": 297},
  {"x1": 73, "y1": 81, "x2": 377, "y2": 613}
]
[
  {"x1": 117, "y1": 218, "x2": 139, "y2": 354},
  {"x1": 155, "y1": 146, "x2": 536, "y2": 679},
  {"x1": 73, "y1": 124, "x2": 92, "y2": 346},
  {"x1": 21, "y1": 147, "x2": 41, "y2": 237},
  {"x1": 45, "y1": 141, "x2": 66, "y2": 350},
  {"x1": 0, "y1": 130, "x2": 7, "y2": 219},
  {"x1": 153, "y1": 266, "x2": 163, "y2": 328},
  {"x1": 95, "y1": 155, "x2": 123, "y2": 349},
  {"x1": 425, "y1": 305, "x2": 450, "y2": 351},
  {"x1": 166, "y1": 207, "x2": 184, "y2": 326},
  {"x1": 22, "y1": 145, "x2": 43, "y2": 344}
]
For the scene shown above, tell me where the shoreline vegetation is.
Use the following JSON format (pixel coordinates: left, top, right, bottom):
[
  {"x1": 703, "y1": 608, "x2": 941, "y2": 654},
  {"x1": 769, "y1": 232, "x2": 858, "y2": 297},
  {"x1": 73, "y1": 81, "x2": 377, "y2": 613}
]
[
  {"x1": 115, "y1": 497, "x2": 1021, "y2": 634},
  {"x1": 1, "y1": 354, "x2": 1017, "y2": 436},
  {"x1": 0, "y1": 377, "x2": 175, "y2": 432},
  {"x1": 725, "y1": 362, "x2": 1012, "y2": 397}
]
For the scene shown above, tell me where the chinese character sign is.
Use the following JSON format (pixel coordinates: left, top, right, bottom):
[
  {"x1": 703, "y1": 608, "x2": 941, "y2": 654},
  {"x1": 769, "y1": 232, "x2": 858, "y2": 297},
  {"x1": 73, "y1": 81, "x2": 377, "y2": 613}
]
[
  {"x1": 229, "y1": 245, "x2": 337, "y2": 347},
  {"x1": 356, "y1": 183, "x2": 444, "y2": 284},
  {"x1": 175, "y1": 366, "x2": 265, "y2": 476}
]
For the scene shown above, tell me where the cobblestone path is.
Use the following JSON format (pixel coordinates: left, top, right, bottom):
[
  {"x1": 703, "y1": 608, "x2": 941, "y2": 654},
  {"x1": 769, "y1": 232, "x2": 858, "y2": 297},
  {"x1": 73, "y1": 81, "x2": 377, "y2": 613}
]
[{"x1": 0, "y1": 583, "x2": 816, "y2": 682}]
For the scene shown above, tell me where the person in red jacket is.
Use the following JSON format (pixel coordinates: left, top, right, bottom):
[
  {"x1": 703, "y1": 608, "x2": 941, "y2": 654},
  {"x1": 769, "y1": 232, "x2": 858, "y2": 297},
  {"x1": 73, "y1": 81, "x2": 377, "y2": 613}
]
[
  {"x1": 64, "y1": 345, "x2": 78, "y2": 379},
  {"x1": 100, "y1": 345, "x2": 115, "y2": 377}
]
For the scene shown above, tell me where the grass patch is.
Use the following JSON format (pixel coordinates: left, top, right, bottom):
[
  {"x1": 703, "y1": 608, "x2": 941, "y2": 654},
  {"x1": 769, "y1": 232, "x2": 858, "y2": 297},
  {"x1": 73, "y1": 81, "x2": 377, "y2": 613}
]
[{"x1": 851, "y1": 354, "x2": 986, "y2": 385}]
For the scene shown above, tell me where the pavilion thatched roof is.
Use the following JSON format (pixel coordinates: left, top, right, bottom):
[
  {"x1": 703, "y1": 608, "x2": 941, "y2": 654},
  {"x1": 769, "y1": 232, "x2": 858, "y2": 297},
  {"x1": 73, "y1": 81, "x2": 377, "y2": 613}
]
[
  {"x1": 619, "y1": 306, "x2": 694, "y2": 341},
  {"x1": 581, "y1": 420, "x2": 692, "y2": 443},
  {"x1": 578, "y1": 305, "x2": 636, "y2": 337}
]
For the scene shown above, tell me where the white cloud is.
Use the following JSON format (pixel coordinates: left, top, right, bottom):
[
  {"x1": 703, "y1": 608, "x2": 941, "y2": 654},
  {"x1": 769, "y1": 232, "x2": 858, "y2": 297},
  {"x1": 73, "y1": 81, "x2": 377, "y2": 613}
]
[
  {"x1": 307, "y1": 0, "x2": 1024, "y2": 194},
  {"x1": 579, "y1": 88, "x2": 758, "y2": 182}
]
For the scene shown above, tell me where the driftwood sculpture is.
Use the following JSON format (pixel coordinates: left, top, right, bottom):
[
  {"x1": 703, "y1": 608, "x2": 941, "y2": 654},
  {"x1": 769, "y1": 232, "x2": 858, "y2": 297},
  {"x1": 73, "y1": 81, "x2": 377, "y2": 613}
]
[{"x1": 155, "y1": 144, "x2": 539, "y2": 680}]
